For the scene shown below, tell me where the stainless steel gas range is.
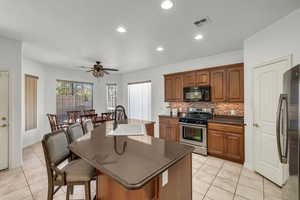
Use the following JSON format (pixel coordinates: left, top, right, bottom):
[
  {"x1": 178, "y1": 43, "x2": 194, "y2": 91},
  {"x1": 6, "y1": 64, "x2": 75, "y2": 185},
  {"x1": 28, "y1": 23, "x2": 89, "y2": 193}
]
[{"x1": 179, "y1": 108, "x2": 213, "y2": 155}]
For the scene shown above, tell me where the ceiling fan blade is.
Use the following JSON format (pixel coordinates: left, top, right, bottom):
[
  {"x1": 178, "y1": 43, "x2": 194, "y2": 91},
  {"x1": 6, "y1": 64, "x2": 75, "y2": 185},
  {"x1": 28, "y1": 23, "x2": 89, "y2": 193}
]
[
  {"x1": 80, "y1": 66, "x2": 92, "y2": 68},
  {"x1": 86, "y1": 70, "x2": 94, "y2": 72},
  {"x1": 102, "y1": 68, "x2": 119, "y2": 71},
  {"x1": 103, "y1": 71, "x2": 110, "y2": 75}
]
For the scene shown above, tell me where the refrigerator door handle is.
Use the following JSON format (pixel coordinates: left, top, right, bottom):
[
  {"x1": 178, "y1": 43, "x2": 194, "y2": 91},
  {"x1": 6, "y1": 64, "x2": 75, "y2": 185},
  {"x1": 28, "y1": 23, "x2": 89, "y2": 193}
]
[{"x1": 276, "y1": 93, "x2": 288, "y2": 164}]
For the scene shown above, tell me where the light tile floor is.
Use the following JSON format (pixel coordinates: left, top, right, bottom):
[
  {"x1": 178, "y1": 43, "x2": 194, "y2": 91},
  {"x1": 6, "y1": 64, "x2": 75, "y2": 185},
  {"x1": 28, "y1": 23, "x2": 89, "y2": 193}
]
[{"x1": 0, "y1": 142, "x2": 283, "y2": 200}]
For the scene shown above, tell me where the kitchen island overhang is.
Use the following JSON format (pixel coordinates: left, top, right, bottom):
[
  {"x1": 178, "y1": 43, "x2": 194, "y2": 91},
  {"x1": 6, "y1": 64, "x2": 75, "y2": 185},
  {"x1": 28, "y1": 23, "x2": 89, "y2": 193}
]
[{"x1": 69, "y1": 119, "x2": 194, "y2": 200}]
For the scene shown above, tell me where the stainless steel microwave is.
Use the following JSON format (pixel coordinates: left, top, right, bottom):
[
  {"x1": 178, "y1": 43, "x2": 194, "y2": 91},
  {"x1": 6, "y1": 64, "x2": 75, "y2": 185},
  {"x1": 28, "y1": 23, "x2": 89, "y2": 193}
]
[{"x1": 183, "y1": 86, "x2": 211, "y2": 102}]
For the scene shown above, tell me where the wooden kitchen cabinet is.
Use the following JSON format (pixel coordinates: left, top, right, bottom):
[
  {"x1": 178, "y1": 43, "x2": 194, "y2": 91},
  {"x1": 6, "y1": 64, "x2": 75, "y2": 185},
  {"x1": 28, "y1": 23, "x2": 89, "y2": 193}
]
[
  {"x1": 195, "y1": 71, "x2": 210, "y2": 86},
  {"x1": 224, "y1": 132, "x2": 243, "y2": 161},
  {"x1": 207, "y1": 130, "x2": 225, "y2": 156},
  {"x1": 208, "y1": 122, "x2": 244, "y2": 164},
  {"x1": 159, "y1": 123, "x2": 168, "y2": 140},
  {"x1": 183, "y1": 72, "x2": 196, "y2": 87},
  {"x1": 164, "y1": 75, "x2": 183, "y2": 102},
  {"x1": 173, "y1": 75, "x2": 183, "y2": 100},
  {"x1": 211, "y1": 69, "x2": 227, "y2": 102},
  {"x1": 227, "y1": 66, "x2": 244, "y2": 102},
  {"x1": 210, "y1": 63, "x2": 244, "y2": 102},
  {"x1": 165, "y1": 76, "x2": 174, "y2": 102},
  {"x1": 164, "y1": 63, "x2": 244, "y2": 102},
  {"x1": 159, "y1": 116, "x2": 179, "y2": 142}
]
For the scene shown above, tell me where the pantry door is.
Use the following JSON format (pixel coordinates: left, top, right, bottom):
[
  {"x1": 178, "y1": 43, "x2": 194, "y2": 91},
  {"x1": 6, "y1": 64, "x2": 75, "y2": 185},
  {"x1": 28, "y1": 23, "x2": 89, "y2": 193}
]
[
  {"x1": 0, "y1": 72, "x2": 9, "y2": 170},
  {"x1": 253, "y1": 56, "x2": 291, "y2": 186}
]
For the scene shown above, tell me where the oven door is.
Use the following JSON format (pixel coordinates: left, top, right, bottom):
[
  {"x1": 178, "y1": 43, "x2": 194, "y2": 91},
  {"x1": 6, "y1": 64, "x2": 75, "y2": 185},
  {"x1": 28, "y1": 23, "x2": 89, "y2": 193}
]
[{"x1": 179, "y1": 123, "x2": 207, "y2": 147}]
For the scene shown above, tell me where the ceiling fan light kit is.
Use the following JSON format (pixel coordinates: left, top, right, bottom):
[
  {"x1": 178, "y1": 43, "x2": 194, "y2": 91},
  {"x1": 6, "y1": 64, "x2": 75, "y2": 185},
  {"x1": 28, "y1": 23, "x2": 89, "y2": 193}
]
[{"x1": 82, "y1": 61, "x2": 119, "y2": 78}]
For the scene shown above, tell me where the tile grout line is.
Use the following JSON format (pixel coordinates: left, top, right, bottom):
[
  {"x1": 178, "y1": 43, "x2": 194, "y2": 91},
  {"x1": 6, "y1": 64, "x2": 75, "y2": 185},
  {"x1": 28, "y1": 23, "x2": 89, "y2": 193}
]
[
  {"x1": 233, "y1": 166, "x2": 243, "y2": 200},
  {"x1": 202, "y1": 159, "x2": 225, "y2": 200},
  {"x1": 262, "y1": 178, "x2": 265, "y2": 200},
  {"x1": 21, "y1": 167, "x2": 35, "y2": 200}
]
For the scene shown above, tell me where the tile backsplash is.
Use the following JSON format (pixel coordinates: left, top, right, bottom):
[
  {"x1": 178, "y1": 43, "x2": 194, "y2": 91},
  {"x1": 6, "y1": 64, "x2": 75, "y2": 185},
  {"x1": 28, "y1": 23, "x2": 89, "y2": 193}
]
[{"x1": 168, "y1": 102, "x2": 244, "y2": 116}]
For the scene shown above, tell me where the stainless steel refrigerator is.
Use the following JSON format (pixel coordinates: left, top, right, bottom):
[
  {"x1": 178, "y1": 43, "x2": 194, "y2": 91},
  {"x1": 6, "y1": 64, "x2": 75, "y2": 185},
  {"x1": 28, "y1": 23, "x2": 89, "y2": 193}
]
[{"x1": 278, "y1": 64, "x2": 300, "y2": 200}]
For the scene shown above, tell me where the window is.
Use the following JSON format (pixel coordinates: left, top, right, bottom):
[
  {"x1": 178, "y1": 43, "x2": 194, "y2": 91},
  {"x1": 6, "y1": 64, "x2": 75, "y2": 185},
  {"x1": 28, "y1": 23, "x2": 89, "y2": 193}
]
[
  {"x1": 128, "y1": 81, "x2": 151, "y2": 121},
  {"x1": 56, "y1": 80, "x2": 93, "y2": 122},
  {"x1": 106, "y1": 84, "x2": 117, "y2": 111},
  {"x1": 25, "y1": 75, "x2": 38, "y2": 131}
]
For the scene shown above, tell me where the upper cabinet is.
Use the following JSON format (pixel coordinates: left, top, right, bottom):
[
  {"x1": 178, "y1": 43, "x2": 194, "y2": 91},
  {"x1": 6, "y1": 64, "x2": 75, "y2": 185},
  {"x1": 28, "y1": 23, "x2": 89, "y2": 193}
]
[
  {"x1": 164, "y1": 74, "x2": 183, "y2": 102},
  {"x1": 165, "y1": 76, "x2": 174, "y2": 101},
  {"x1": 195, "y1": 71, "x2": 210, "y2": 86},
  {"x1": 211, "y1": 69, "x2": 227, "y2": 102},
  {"x1": 227, "y1": 66, "x2": 244, "y2": 102},
  {"x1": 164, "y1": 63, "x2": 244, "y2": 103},
  {"x1": 173, "y1": 75, "x2": 183, "y2": 100},
  {"x1": 211, "y1": 63, "x2": 244, "y2": 103},
  {"x1": 183, "y1": 72, "x2": 196, "y2": 87}
]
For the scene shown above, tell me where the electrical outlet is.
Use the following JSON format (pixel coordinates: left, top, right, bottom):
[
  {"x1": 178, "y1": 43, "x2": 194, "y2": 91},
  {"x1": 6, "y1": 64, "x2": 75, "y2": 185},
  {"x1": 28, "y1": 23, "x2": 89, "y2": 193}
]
[{"x1": 162, "y1": 170, "x2": 168, "y2": 187}]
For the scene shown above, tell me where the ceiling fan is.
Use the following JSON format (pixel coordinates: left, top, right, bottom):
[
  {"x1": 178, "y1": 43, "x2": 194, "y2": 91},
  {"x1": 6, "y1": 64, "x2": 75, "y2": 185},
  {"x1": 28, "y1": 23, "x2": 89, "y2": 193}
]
[{"x1": 81, "y1": 61, "x2": 119, "y2": 78}]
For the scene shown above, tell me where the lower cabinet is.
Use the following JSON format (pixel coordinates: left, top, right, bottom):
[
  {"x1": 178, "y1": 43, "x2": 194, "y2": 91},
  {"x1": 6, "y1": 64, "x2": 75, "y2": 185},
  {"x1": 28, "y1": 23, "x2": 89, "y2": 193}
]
[
  {"x1": 159, "y1": 116, "x2": 179, "y2": 142},
  {"x1": 207, "y1": 130, "x2": 225, "y2": 156},
  {"x1": 145, "y1": 122, "x2": 155, "y2": 137},
  {"x1": 208, "y1": 123, "x2": 244, "y2": 164}
]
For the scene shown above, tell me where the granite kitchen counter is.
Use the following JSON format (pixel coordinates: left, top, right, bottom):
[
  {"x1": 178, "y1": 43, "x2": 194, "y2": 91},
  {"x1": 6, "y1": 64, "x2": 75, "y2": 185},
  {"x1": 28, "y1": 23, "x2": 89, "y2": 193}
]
[
  {"x1": 159, "y1": 114, "x2": 181, "y2": 119},
  {"x1": 208, "y1": 115, "x2": 245, "y2": 126},
  {"x1": 69, "y1": 119, "x2": 194, "y2": 190}
]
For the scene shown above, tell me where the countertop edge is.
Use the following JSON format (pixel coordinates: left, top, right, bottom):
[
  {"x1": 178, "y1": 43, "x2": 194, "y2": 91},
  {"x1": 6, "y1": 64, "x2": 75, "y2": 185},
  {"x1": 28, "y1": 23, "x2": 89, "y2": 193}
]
[
  {"x1": 69, "y1": 140, "x2": 194, "y2": 190},
  {"x1": 207, "y1": 119, "x2": 245, "y2": 126}
]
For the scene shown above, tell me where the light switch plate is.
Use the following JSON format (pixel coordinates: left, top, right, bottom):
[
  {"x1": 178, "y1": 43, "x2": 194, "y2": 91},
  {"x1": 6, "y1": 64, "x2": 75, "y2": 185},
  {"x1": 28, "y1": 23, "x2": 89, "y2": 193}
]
[{"x1": 162, "y1": 170, "x2": 168, "y2": 187}]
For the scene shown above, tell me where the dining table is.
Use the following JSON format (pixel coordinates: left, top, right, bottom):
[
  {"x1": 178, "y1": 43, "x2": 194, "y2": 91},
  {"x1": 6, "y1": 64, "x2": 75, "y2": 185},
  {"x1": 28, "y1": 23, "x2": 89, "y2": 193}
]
[{"x1": 69, "y1": 119, "x2": 194, "y2": 200}]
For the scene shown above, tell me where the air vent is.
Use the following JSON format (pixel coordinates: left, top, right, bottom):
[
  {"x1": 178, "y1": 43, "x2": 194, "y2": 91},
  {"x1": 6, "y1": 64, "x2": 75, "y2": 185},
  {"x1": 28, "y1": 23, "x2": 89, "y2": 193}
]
[{"x1": 194, "y1": 17, "x2": 211, "y2": 27}]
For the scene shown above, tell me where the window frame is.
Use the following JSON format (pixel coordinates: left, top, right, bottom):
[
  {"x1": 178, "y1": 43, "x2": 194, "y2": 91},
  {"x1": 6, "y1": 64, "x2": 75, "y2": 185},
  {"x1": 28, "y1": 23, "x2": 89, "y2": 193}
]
[
  {"x1": 106, "y1": 83, "x2": 117, "y2": 111},
  {"x1": 56, "y1": 79, "x2": 94, "y2": 121}
]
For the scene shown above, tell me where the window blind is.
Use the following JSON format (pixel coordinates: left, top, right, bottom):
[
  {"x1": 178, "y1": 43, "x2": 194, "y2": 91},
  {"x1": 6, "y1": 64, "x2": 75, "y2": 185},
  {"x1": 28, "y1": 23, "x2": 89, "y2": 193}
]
[
  {"x1": 25, "y1": 75, "x2": 38, "y2": 131},
  {"x1": 128, "y1": 81, "x2": 151, "y2": 121}
]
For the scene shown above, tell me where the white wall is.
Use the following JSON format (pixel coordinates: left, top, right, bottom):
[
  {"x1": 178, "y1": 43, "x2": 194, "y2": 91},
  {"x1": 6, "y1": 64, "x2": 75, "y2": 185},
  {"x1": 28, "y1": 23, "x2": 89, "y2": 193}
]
[
  {"x1": 22, "y1": 59, "x2": 47, "y2": 147},
  {"x1": 244, "y1": 8, "x2": 300, "y2": 169},
  {"x1": 0, "y1": 36, "x2": 22, "y2": 168},
  {"x1": 22, "y1": 58, "x2": 122, "y2": 147},
  {"x1": 120, "y1": 50, "x2": 244, "y2": 137}
]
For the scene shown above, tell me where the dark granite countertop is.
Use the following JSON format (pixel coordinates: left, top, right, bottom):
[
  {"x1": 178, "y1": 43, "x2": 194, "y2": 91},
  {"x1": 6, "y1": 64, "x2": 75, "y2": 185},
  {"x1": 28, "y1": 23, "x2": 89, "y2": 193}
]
[
  {"x1": 69, "y1": 119, "x2": 194, "y2": 190},
  {"x1": 159, "y1": 114, "x2": 180, "y2": 119},
  {"x1": 208, "y1": 115, "x2": 245, "y2": 126}
]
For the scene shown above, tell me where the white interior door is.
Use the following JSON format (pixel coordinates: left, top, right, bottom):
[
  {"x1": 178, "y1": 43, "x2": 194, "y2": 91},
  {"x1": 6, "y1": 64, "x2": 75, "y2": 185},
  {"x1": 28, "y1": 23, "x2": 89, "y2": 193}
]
[
  {"x1": 253, "y1": 57, "x2": 291, "y2": 186},
  {"x1": 0, "y1": 72, "x2": 9, "y2": 170}
]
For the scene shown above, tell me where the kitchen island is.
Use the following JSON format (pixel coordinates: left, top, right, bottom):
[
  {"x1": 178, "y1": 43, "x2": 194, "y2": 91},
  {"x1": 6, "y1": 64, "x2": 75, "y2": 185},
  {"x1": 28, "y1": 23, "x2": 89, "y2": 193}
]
[{"x1": 69, "y1": 119, "x2": 194, "y2": 200}]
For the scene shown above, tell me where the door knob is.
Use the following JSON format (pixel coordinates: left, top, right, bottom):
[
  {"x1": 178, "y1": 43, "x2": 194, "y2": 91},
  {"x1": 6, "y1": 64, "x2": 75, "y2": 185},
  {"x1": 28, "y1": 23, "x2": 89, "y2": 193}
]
[
  {"x1": 253, "y1": 123, "x2": 260, "y2": 127},
  {"x1": 0, "y1": 124, "x2": 7, "y2": 128},
  {"x1": 1, "y1": 117, "x2": 6, "y2": 121}
]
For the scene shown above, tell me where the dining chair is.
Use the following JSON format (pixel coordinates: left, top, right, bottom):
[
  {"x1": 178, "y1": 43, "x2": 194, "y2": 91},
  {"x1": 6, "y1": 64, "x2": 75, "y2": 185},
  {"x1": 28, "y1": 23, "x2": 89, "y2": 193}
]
[
  {"x1": 42, "y1": 130, "x2": 95, "y2": 200},
  {"x1": 114, "y1": 105, "x2": 128, "y2": 121},
  {"x1": 67, "y1": 123, "x2": 85, "y2": 142},
  {"x1": 83, "y1": 119, "x2": 94, "y2": 134},
  {"x1": 67, "y1": 111, "x2": 81, "y2": 124},
  {"x1": 47, "y1": 114, "x2": 66, "y2": 132},
  {"x1": 83, "y1": 109, "x2": 96, "y2": 115},
  {"x1": 101, "y1": 112, "x2": 113, "y2": 121},
  {"x1": 80, "y1": 114, "x2": 99, "y2": 127}
]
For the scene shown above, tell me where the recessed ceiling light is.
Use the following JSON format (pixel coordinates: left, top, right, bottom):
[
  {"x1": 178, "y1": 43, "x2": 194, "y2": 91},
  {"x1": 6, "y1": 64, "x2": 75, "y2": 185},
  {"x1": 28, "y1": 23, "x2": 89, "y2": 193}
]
[
  {"x1": 116, "y1": 26, "x2": 127, "y2": 33},
  {"x1": 194, "y1": 34, "x2": 204, "y2": 40},
  {"x1": 161, "y1": 0, "x2": 174, "y2": 10},
  {"x1": 156, "y1": 46, "x2": 164, "y2": 52}
]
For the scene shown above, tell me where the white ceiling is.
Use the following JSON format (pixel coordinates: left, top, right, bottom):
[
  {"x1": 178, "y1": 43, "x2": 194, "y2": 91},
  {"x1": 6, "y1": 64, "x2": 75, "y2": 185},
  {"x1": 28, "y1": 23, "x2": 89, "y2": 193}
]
[{"x1": 0, "y1": 0, "x2": 299, "y2": 73}]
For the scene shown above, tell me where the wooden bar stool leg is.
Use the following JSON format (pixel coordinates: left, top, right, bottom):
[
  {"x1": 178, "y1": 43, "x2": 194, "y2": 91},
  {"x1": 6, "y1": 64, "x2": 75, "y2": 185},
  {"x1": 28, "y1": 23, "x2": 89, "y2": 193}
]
[
  {"x1": 47, "y1": 184, "x2": 54, "y2": 200},
  {"x1": 85, "y1": 182, "x2": 91, "y2": 200},
  {"x1": 70, "y1": 185, "x2": 74, "y2": 194},
  {"x1": 66, "y1": 185, "x2": 71, "y2": 200}
]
